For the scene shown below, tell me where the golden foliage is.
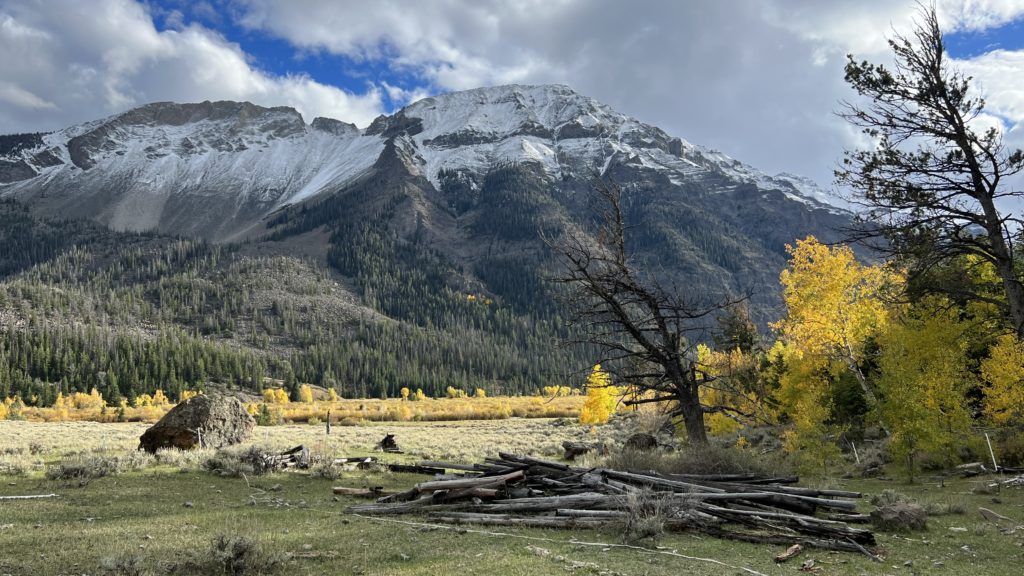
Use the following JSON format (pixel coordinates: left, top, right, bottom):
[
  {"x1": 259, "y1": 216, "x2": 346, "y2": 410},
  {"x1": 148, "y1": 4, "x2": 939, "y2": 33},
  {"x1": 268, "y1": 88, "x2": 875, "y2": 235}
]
[
  {"x1": 579, "y1": 364, "x2": 619, "y2": 425},
  {"x1": 772, "y1": 236, "x2": 902, "y2": 470},
  {"x1": 981, "y1": 333, "x2": 1024, "y2": 425},
  {"x1": 876, "y1": 302, "x2": 973, "y2": 476},
  {"x1": 298, "y1": 384, "x2": 314, "y2": 404},
  {"x1": 776, "y1": 345, "x2": 841, "y2": 470},
  {"x1": 262, "y1": 388, "x2": 290, "y2": 404},
  {"x1": 446, "y1": 386, "x2": 468, "y2": 398},
  {"x1": 400, "y1": 387, "x2": 410, "y2": 400},
  {"x1": 774, "y1": 236, "x2": 901, "y2": 380},
  {"x1": 696, "y1": 344, "x2": 760, "y2": 435}
]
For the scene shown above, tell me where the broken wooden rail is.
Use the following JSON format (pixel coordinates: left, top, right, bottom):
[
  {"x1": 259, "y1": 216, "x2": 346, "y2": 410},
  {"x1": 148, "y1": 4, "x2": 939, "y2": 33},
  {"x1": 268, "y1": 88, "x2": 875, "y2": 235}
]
[{"x1": 342, "y1": 453, "x2": 875, "y2": 555}]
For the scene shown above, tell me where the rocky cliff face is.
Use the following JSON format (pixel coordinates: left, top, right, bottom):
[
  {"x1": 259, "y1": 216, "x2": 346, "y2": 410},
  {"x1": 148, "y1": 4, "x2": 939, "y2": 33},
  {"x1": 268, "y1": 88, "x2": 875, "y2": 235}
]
[{"x1": 0, "y1": 84, "x2": 849, "y2": 321}]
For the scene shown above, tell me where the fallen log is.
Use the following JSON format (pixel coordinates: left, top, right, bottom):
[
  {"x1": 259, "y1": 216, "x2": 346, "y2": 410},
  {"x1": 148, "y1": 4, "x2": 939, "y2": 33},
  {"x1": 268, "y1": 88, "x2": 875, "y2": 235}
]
[
  {"x1": 332, "y1": 486, "x2": 394, "y2": 498},
  {"x1": 417, "y1": 461, "x2": 481, "y2": 472},
  {"x1": 387, "y1": 464, "x2": 446, "y2": 475},
  {"x1": 415, "y1": 470, "x2": 524, "y2": 493}
]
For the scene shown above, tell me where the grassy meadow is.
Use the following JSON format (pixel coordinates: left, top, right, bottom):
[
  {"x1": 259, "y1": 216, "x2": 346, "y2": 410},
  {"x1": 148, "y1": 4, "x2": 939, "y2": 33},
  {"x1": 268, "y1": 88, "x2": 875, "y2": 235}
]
[
  {"x1": 1, "y1": 418, "x2": 1023, "y2": 575},
  {"x1": 7, "y1": 394, "x2": 586, "y2": 425}
]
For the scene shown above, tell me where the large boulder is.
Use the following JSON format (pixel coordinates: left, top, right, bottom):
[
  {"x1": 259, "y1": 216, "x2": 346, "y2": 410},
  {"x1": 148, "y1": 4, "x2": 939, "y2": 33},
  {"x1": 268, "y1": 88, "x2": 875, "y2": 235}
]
[{"x1": 139, "y1": 395, "x2": 254, "y2": 453}]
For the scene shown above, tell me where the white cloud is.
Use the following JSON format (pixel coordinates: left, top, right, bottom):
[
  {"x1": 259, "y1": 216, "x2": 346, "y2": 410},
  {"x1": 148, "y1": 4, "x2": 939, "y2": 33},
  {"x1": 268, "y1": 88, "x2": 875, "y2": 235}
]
[
  {"x1": 230, "y1": 0, "x2": 1024, "y2": 186},
  {"x1": 1, "y1": 0, "x2": 1022, "y2": 189},
  {"x1": 0, "y1": 81, "x2": 55, "y2": 110},
  {"x1": 958, "y1": 49, "x2": 1024, "y2": 121},
  {"x1": 0, "y1": 0, "x2": 386, "y2": 134},
  {"x1": 957, "y1": 48, "x2": 1024, "y2": 150}
]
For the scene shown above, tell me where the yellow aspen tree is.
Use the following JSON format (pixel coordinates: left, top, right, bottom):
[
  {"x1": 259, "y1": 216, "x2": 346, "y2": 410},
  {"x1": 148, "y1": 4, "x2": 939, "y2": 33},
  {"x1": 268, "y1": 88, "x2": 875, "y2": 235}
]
[
  {"x1": 400, "y1": 387, "x2": 410, "y2": 401},
  {"x1": 775, "y1": 236, "x2": 901, "y2": 405},
  {"x1": 579, "y1": 364, "x2": 619, "y2": 424},
  {"x1": 298, "y1": 384, "x2": 314, "y2": 403},
  {"x1": 775, "y1": 345, "x2": 840, "y2": 470},
  {"x1": 327, "y1": 388, "x2": 339, "y2": 402},
  {"x1": 274, "y1": 388, "x2": 290, "y2": 404},
  {"x1": 151, "y1": 389, "x2": 169, "y2": 406},
  {"x1": 696, "y1": 344, "x2": 760, "y2": 435},
  {"x1": 981, "y1": 334, "x2": 1024, "y2": 425},
  {"x1": 876, "y1": 303, "x2": 972, "y2": 480}
]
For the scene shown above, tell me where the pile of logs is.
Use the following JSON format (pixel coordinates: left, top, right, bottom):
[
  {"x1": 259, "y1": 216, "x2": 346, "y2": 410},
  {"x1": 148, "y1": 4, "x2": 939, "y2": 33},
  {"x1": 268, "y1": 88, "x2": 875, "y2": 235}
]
[
  {"x1": 255, "y1": 445, "x2": 311, "y2": 472},
  {"x1": 346, "y1": 452, "x2": 878, "y2": 556}
]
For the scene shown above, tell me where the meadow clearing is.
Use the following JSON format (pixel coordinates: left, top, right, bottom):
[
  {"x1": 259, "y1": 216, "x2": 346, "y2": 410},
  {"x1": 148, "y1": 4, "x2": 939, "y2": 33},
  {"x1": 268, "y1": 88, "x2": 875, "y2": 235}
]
[
  {"x1": 1, "y1": 417, "x2": 1023, "y2": 576},
  {"x1": 4, "y1": 393, "x2": 586, "y2": 425}
]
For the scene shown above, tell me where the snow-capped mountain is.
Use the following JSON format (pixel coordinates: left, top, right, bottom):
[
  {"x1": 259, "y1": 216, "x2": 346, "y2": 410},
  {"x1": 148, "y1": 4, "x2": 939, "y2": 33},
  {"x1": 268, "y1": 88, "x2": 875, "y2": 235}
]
[
  {"x1": 0, "y1": 85, "x2": 843, "y2": 239},
  {"x1": 0, "y1": 85, "x2": 850, "y2": 321}
]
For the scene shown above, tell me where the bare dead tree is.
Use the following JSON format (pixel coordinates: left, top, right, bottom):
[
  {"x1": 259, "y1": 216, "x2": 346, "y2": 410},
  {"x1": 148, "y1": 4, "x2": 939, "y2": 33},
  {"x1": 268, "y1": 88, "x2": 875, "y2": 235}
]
[
  {"x1": 549, "y1": 181, "x2": 751, "y2": 444},
  {"x1": 837, "y1": 3, "x2": 1024, "y2": 336}
]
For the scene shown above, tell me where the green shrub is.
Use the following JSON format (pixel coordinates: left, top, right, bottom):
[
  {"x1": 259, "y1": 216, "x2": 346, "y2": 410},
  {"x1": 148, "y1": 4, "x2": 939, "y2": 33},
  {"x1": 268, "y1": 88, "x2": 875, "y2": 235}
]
[
  {"x1": 602, "y1": 443, "x2": 786, "y2": 477},
  {"x1": 46, "y1": 452, "x2": 152, "y2": 482},
  {"x1": 203, "y1": 446, "x2": 276, "y2": 477},
  {"x1": 169, "y1": 534, "x2": 283, "y2": 575},
  {"x1": 619, "y1": 489, "x2": 671, "y2": 542}
]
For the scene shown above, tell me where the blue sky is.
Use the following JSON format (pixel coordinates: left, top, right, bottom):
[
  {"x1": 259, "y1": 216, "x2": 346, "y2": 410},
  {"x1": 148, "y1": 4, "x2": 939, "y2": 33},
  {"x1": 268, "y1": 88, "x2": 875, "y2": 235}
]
[
  {"x1": 2, "y1": 0, "x2": 1023, "y2": 188},
  {"x1": 946, "y1": 18, "x2": 1024, "y2": 57},
  {"x1": 150, "y1": 0, "x2": 1022, "y2": 106},
  {"x1": 148, "y1": 1, "x2": 423, "y2": 112}
]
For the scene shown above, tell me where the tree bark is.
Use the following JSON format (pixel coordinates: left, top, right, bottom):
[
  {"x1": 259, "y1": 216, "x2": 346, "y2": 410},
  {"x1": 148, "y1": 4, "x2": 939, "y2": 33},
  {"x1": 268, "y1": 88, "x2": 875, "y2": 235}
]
[{"x1": 681, "y1": 391, "x2": 708, "y2": 445}]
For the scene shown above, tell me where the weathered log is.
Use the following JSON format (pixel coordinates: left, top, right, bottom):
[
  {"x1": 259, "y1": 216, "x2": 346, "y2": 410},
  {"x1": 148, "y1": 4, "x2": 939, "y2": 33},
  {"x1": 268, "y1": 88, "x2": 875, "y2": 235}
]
[
  {"x1": 332, "y1": 486, "x2": 394, "y2": 498},
  {"x1": 556, "y1": 508, "x2": 627, "y2": 518},
  {"x1": 774, "y1": 544, "x2": 803, "y2": 563},
  {"x1": 417, "y1": 461, "x2": 480, "y2": 472},
  {"x1": 430, "y1": 512, "x2": 609, "y2": 529},
  {"x1": 599, "y1": 469, "x2": 724, "y2": 493},
  {"x1": 334, "y1": 457, "x2": 378, "y2": 464},
  {"x1": 827, "y1": 513, "x2": 872, "y2": 523},
  {"x1": 387, "y1": 464, "x2": 446, "y2": 475},
  {"x1": 415, "y1": 470, "x2": 524, "y2": 493},
  {"x1": 497, "y1": 453, "x2": 570, "y2": 471}
]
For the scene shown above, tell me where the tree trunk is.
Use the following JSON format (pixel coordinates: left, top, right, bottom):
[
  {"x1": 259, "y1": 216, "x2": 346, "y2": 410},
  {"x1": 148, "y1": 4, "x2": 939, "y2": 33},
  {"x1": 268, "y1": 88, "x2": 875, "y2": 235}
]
[
  {"x1": 681, "y1": 390, "x2": 708, "y2": 445},
  {"x1": 978, "y1": 195, "x2": 1024, "y2": 337},
  {"x1": 995, "y1": 259, "x2": 1024, "y2": 338}
]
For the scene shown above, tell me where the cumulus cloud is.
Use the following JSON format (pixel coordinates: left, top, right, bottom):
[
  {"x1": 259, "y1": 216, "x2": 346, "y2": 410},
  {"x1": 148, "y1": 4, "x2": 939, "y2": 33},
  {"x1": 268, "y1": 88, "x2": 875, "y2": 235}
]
[
  {"x1": 231, "y1": 0, "x2": 863, "y2": 183},
  {"x1": 1, "y1": 0, "x2": 1022, "y2": 188},
  {"x1": 0, "y1": 0, "x2": 386, "y2": 134},
  {"x1": 231, "y1": 0, "x2": 1024, "y2": 186}
]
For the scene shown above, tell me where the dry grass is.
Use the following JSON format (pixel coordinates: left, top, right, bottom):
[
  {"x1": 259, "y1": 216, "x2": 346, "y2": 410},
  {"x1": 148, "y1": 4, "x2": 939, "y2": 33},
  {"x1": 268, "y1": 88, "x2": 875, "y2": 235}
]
[
  {"x1": 0, "y1": 417, "x2": 622, "y2": 465},
  {"x1": 2, "y1": 418, "x2": 1024, "y2": 575},
  {"x1": 599, "y1": 443, "x2": 787, "y2": 477},
  {"x1": 9, "y1": 395, "x2": 586, "y2": 425}
]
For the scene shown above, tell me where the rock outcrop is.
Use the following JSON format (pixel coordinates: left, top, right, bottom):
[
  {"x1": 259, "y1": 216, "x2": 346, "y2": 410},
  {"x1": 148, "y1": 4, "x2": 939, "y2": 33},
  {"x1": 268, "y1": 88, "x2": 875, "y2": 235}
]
[{"x1": 139, "y1": 395, "x2": 254, "y2": 453}]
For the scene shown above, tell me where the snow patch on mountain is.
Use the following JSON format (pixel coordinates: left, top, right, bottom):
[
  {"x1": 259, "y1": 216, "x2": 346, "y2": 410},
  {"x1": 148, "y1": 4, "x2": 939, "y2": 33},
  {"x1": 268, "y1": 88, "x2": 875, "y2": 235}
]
[{"x1": 0, "y1": 85, "x2": 849, "y2": 235}]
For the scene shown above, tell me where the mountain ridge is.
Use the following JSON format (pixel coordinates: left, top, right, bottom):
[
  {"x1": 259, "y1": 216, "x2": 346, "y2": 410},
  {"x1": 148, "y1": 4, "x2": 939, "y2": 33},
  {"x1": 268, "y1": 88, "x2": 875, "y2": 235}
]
[
  {"x1": 0, "y1": 83, "x2": 852, "y2": 327},
  {"x1": 0, "y1": 85, "x2": 846, "y2": 231},
  {"x1": 0, "y1": 84, "x2": 853, "y2": 403}
]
